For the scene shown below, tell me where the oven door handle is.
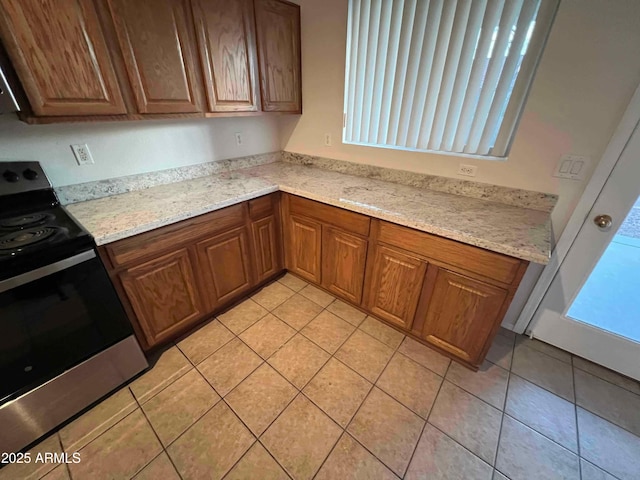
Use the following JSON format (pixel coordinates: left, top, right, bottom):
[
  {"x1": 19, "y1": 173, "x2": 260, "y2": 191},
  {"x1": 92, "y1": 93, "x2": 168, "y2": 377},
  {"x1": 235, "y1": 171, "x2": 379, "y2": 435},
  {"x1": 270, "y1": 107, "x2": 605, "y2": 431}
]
[{"x1": 0, "y1": 250, "x2": 96, "y2": 293}]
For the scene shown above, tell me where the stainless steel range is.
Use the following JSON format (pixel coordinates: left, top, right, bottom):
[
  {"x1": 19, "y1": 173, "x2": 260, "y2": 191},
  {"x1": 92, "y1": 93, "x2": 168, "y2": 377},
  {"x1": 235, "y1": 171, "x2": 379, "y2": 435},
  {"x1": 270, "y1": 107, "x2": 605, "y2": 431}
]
[{"x1": 0, "y1": 161, "x2": 148, "y2": 454}]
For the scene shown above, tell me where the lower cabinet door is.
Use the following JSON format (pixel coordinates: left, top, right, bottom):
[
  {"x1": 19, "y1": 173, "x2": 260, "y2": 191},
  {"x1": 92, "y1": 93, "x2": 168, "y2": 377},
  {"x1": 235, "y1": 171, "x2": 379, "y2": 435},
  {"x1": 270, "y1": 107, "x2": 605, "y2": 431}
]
[
  {"x1": 251, "y1": 215, "x2": 281, "y2": 282},
  {"x1": 286, "y1": 214, "x2": 322, "y2": 283},
  {"x1": 322, "y1": 226, "x2": 367, "y2": 303},
  {"x1": 365, "y1": 245, "x2": 427, "y2": 330},
  {"x1": 421, "y1": 268, "x2": 508, "y2": 365},
  {"x1": 120, "y1": 248, "x2": 205, "y2": 346},
  {"x1": 196, "y1": 226, "x2": 254, "y2": 308}
]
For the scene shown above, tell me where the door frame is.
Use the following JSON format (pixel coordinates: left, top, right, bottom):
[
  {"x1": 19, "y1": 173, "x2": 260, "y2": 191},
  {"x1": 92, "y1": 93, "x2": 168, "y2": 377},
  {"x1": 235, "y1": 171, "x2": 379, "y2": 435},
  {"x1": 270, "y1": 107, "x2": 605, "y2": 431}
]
[{"x1": 514, "y1": 82, "x2": 640, "y2": 333}]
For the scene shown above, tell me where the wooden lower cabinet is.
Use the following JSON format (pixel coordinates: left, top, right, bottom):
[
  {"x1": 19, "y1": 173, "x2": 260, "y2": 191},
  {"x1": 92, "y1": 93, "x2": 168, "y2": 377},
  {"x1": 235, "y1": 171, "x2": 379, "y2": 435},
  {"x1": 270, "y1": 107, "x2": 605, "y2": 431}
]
[
  {"x1": 196, "y1": 226, "x2": 254, "y2": 309},
  {"x1": 419, "y1": 268, "x2": 509, "y2": 364},
  {"x1": 322, "y1": 227, "x2": 367, "y2": 304},
  {"x1": 364, "y1": 244, "x2": 427, "y2": 330},
  {"x1": 251, "y1": 215, "x2": 281, "y2": 282},
  {"x1": 119, "y1": 248, "x2": 205, "y2": 347},
  {"x1": 286, "y1": 214, "x2": 322, "y2": 283}
]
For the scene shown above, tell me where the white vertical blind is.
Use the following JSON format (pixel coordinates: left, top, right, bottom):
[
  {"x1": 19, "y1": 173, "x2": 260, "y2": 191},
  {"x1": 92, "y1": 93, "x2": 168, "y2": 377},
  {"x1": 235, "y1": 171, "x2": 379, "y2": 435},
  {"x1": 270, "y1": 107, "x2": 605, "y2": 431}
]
[{"x1": 343, "y1": 0, "x2": 559, "y2": 158}]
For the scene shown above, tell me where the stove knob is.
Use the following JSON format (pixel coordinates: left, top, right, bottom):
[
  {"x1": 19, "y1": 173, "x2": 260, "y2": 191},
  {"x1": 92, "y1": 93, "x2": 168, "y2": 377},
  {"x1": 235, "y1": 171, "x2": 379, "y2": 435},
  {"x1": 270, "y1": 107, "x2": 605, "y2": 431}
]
[
  {"x1": 2, "y1": 170, "x2": 20, "y2": 183},
  {"x1": 23, "y1": 168, "x2": 38, "y2": 180}
]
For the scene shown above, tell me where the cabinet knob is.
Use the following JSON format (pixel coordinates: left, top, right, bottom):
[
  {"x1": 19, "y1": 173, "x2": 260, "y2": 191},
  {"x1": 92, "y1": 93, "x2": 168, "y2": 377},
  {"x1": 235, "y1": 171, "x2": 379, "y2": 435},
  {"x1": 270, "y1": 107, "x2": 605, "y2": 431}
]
[{"x1": 593, "y1": 214, "x2": 612, "y2": 230}]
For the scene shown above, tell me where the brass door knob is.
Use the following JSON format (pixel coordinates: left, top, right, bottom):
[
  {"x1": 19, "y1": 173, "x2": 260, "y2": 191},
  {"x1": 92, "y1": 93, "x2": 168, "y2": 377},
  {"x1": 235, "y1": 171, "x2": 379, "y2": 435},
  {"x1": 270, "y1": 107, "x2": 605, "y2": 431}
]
[{"x1": 593, "y1": 214, "x2": 612, "y2": 229}]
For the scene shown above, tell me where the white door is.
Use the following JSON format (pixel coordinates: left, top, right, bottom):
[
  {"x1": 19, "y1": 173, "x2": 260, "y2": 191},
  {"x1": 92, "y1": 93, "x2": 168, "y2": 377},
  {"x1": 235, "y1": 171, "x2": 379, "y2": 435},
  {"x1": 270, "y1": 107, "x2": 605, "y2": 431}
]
[{"x1": 531, "y1": 121, "x2": 640, "y2": 381}]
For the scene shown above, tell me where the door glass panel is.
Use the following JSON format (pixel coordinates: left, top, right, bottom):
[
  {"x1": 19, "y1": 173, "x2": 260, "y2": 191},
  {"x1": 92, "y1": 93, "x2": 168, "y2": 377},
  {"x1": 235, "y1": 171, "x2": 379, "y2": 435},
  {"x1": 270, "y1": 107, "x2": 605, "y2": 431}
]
[{"x1": 567, "y1": 196, "x2": 640, "y2": 342}]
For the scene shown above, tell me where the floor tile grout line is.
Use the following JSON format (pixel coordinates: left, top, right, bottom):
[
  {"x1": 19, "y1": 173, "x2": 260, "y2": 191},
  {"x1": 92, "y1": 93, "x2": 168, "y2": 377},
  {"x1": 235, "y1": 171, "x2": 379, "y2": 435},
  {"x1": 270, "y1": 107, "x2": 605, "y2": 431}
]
[
  {"x1": 503, "y1": 412, "x2": 581, "y2": 457},
  {"x1": 401, "y1": 361, "x2": 456, "y2": 479},
  {"x1": 130, "y1": 387, "x2": 185, "y2": 480},
  {"x1": 572, "y1": 361, "x2": 640, "y2": 397},
  {"x1": 572, "y1": 363, "x2": 583, "y2": 480},
  {"x1": 510, "y1": 366, "x2": 640, "y2": 441},
  {"x1": 493, "y1": 366, "x2": 513, "y2": 471},
  {"x1": 425, "y1": 422, "x2": 495, "y2": 474},
  {"x1": 574, "y1": 362, "x2": 640, "y2": 399}
]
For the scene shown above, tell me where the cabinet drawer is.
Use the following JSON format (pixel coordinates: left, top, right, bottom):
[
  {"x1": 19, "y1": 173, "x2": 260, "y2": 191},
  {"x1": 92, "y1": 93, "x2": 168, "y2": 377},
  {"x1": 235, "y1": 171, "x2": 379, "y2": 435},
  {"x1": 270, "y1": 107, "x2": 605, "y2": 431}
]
[
  {"x1": 249, "y1": 194, "x2": 276, "y2": 219},
  {"x1": 377, "y1": 221, "x2": 522, "y2": 284},
  {"x1": 288, "y1": 194, "x2": 370, "y2": 236},
  {"x1": 106, "y1": 203, "x2": 245, "y2": 267}
]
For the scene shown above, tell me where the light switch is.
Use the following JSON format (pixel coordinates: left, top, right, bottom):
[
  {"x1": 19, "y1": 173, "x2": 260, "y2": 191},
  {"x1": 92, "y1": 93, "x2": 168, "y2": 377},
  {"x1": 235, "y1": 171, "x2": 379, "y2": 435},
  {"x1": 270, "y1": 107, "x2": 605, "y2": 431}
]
[
  {"x1": 570, "y1": 160, "x2": 583, "y2": 175},
  {"x1": 553, "y1": 154, "x2": 590, "y2": 181}
]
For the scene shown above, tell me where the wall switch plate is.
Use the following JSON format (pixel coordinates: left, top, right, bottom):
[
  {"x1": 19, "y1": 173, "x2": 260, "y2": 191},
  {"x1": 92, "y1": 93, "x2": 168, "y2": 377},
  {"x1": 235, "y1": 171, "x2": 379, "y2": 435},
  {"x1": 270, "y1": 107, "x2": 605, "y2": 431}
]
[
  {"x1": 71, "y1": 144, "x2": 94, "y2": 165},
  {"x1": 235, "y1": 132, "x2": 243, "y2": 146},
  {"x1": 458, "y1": 164, "x2": 477, "y2": 177},
  {"x1": 324, "y1": 133, "x2": 332, "y2": 146},
  {"x1": 554, "y1": 154, "x2": 591, "y2": 180}
]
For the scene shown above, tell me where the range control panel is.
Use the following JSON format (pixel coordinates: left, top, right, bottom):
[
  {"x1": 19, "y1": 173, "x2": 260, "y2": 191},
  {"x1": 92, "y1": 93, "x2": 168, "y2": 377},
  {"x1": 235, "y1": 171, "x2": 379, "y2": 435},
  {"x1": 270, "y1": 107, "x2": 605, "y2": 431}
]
[{"x1": 0, "y1": 161, "x2": 51, "y2": 196}]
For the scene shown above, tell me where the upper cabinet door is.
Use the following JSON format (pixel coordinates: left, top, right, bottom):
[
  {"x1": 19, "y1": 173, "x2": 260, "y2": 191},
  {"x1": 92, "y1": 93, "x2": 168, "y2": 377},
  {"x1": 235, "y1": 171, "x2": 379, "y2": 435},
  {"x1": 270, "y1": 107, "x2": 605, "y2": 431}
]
[
  {"x1": 192, "y1": 0, "x2": 260, "y2": 112},
  {"x1": 0, "y1": 0, "x2": 126, "y2": 116},
  {"x1": 254, "y1": 0, "x2": 301, "y2": 113},
  {"x1": 105, "y1": 0, "x2": 203, "y2": 114}
]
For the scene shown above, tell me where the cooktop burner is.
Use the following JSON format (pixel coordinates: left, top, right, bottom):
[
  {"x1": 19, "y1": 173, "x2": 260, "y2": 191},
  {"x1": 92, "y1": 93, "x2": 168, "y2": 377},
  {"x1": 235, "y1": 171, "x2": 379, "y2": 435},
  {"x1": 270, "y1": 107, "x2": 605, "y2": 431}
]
[
  {"x1": 0, "y1": 227, "x2": 60, "y2": 254},
  {"x1": 0, "y1": 213, "x2": 55, "y2": 229}
]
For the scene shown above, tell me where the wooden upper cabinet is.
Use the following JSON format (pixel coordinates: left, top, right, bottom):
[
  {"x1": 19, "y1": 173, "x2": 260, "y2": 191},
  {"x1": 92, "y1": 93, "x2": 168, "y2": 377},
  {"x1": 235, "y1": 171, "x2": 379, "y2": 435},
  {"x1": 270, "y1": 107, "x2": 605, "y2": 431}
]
[
  {"x1": 105, "y1": 0, "x2": 203, "y2": 114},
  {"x1": 120, "y1": 248, "x2": 205, "y2": 347},
  {"x1": 196, "y1": 226, "x2": 254, "y2": 308},
  {"x1": 420, "y1": 268, "x2": 508, "y2": 364},
  {"x1": 286, "y1": 215, "x2": 321, "y2": 283},
  {"x1": 0, "y1": 0, "x2": 126, "y2": 116},
  {"x1": 365, "y1": 245, "x2": 427, "y2": 331},
  {"x1": 322, "y1": 227, "x2": 367, "y2": 304},
  {"x1": 254, "y1": 0, "x2": 301, "y2": 113},
  {"x1": 192, "y1": 0, "x2": 260, "y2": 112}
]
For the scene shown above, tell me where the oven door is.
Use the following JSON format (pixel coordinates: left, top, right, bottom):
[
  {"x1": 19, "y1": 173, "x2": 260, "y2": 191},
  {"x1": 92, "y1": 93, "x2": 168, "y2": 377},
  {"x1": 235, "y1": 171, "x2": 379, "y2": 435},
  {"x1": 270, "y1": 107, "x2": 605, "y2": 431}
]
[{"x1": 0, "y1": 250, "x2": 134, "y2": 404}]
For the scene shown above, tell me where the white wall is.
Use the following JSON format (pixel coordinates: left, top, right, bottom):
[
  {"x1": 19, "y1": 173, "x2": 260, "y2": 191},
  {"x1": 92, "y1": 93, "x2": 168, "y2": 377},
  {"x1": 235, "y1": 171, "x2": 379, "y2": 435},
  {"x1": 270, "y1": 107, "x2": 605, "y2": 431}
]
[
  {"x1": 0, "y1": 114, "x2": 280, "y2": 187},
  {"x1": 281, "y1": 0, "x2": 640, "y2": 237}
]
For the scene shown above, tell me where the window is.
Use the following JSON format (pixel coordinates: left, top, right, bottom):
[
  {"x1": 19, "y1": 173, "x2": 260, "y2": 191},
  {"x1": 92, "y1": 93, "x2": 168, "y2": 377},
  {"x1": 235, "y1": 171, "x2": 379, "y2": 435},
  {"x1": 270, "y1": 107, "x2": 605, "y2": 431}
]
[{"x1": 343, "y1": 0, "x2": 559, "y2": 159}]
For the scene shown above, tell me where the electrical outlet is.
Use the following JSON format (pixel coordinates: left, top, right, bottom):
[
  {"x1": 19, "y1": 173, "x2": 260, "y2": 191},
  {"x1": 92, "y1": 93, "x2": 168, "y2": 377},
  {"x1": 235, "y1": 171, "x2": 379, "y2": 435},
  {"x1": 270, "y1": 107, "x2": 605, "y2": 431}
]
[
  {"x1": 71, "y1": 144, "x2": 94, "y2": 165},
  {"x1": 235, "y1": 132, "x2": 243, "y2": 147},
  {"x1": 458, "y1": 164, "x2": 477, "y2": 177},
  {"x1": 324, "y1": 133, "x2": 332, "y2": 147}
]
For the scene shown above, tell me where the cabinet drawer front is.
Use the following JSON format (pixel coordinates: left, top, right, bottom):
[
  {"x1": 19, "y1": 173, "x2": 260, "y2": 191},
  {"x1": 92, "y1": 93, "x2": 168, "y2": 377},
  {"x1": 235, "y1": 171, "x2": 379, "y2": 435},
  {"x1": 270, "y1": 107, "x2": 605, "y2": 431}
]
[
  {"x1": 421, "y1": 269, "x2": 508, "y2": 364},
  {"x1": 197, "y1": 227, "x2": 253, "y2": 307},
  {"x1": 249, "y1": 194, "x2": 276, "y2": 220},
  {"x1": 378, "y1": 221, "x2": 522, "y2": 284},
  {"x1": 366, "y1": 245, "x2": 426, "y2": 330},
  {"x1": 120, "y1": 248, "x2": 204, "y2": 345},
  {"x1": 287, "y1": 214, "x2": 322, "y2": 283},
  {"x1": 288, "y1": 195, "x2": 370, "y2": 236},
  {"x1": 106, "y1": 0, "x2": 202, "y2": 114},
  {"x1": 106, "y1": 203, "x2": 245, "y2": 267},
  {"x1": 322, "y1": 227, "x2": 367, "y2": 304},
  {"x1": 0, "y1": 0, "x2": 126, "y2": 116}
]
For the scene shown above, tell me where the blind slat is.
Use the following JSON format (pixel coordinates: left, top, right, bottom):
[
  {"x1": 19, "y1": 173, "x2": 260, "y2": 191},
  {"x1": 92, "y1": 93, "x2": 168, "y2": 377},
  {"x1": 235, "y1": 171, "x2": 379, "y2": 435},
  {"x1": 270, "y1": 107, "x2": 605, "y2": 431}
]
[
  {"x1": 440, "y1": 0, "x2": 488, "y2": 151},
  {"x1": 395, "y1": 0, "x2": 432, "y2": 146},
  {"x1": 385, "y1": 0, "x2": 417, "y2": 144},
  {"x1": 357, "y1": 0, "x2": 382, "y2": 141},
  {"x1": 351, "y1": 0, "x2": 371, "y2": 142},
  {"x1": 477, "y1": 0, "x2": 539, "y2": 154},
  {"x1": 451, "y1": 0, "x2": 505, "y2": 152},
  {"x1": 422, "y1": 0, "x2": 473, "y2": 150},
  {"x1": 464, "y1": 0, "x2": 524, "y2": 154}
]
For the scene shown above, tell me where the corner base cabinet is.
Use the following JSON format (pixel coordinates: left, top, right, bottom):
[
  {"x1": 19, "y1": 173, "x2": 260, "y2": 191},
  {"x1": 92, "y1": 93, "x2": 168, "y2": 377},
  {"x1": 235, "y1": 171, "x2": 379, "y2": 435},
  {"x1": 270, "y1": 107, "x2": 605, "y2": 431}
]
[{"x1": 101, "y1": 191, "x2": 527, "y2": 369}]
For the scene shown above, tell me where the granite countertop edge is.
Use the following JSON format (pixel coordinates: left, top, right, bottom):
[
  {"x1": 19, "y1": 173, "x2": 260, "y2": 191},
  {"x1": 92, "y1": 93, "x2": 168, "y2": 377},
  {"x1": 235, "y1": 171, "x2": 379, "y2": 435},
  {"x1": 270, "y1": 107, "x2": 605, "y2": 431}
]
[{"x1": 66, "y1": 168, "x2": 552, "y2": 265}]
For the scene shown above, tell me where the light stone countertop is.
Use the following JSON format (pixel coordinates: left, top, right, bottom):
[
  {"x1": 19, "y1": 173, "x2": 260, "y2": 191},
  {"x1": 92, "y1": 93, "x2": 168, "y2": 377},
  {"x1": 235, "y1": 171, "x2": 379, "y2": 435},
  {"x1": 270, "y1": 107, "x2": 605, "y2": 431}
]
[{"x1": 66, "y1": 162, "x2": 552, "y2": 264}]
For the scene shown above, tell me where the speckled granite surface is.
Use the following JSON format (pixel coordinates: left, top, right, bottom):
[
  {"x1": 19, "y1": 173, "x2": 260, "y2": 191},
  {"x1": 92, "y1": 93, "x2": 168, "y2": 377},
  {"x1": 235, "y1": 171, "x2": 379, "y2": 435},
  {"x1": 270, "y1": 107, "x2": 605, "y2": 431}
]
[
  {"x1": 282, "y1": 151, "x2": 558, "y2": 212},
  {"x1": 56, "y1": 152, "x2": 280, "y2": 204},
  {"x1": 67, "y1": 162, "x2": 553, "y2": 264}
]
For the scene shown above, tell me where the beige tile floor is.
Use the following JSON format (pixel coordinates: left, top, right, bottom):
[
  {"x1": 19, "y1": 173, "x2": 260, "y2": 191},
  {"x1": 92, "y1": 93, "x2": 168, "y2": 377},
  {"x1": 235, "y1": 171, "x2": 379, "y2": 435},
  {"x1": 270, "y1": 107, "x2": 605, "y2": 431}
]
[{"x1": 3, "y1": 273, "x2": 640, "y2": 480}]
